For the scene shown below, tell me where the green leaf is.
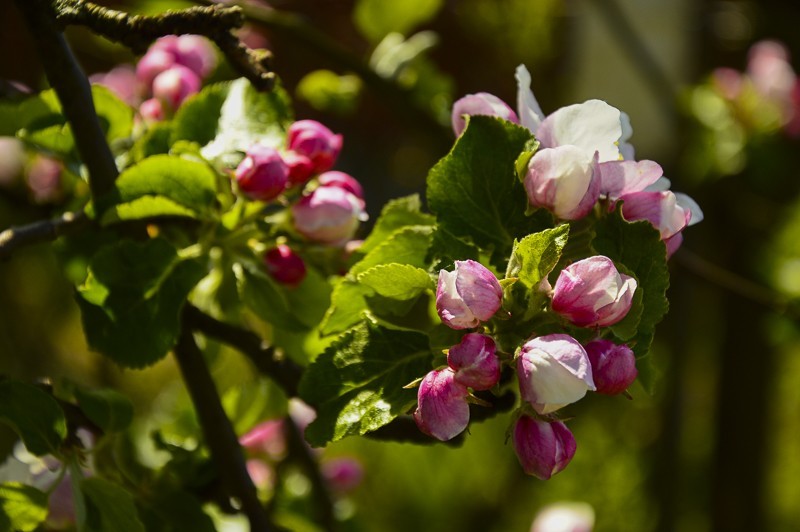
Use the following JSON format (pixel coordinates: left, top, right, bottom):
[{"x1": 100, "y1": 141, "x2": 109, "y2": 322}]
[
  {"x1": 80, "y1": 478, "x2": 145, "y2": 532},
  {"x1": 299, "y1": 321, "x2": 433, "y2": 446},
  {"x1": 77, "y1": 238, "x2": 206, "y2": 368},
  {"x1": 350, "y1": 225, "x2": 434, "y2": 276},
  {"x1": 90, "y1": 85, "x2": 135, "y2": 143},
  {"x1": 593, "y1": 206, "x2": 670, "y2": 358},
  {"x1": 427, "y1": 115, "x2": 553, "y2": 269},
  {"x1": 0, "y1": 483, "x2": 48, "y2": 532},
  {"x1": 235, "y1": 264, "x2": 308, "y2": 332},
  {"x1": 357, "y1": 194, "x2": 435, "y2": 257},
  {"x1": 354, "y1": 0, "x2": 444, "y2": 42},
  {"x1": 0, "y1": 381, "x2": 66, "y2": 456},
  {"x1": 138, "y1": 489, "x2": 215, "y2": 532},
  {"x1": 172, "y1": 78, "x2": 293, "y2": 168},
  {"x1": 19, "y1": 123, "x2": 75, "y2": 155},
  {"x1": 129, "y1": 122, "x2": 173, "y2": 163},
  {"x1": 296, "y1": 69, "x2": 362, "y2": 114},
  {"x1": 74, "y1": 387, "x2": 134, "y2": 433},
  {"x1": 506, "y1": 224, "x2": 570, "y2": 287},
  {"x1": 357, "y1": 264, "x2": 433, "y2": 300},
  {"x1": 94, "y1": 155, "x2": 218, "y2": 224},
  {"x1": 319, "y1": 279, "x2": 371, "y2": 336}
]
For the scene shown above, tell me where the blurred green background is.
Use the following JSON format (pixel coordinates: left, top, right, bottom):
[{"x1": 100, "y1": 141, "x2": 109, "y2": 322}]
[{"x1": 2, "y1": 0, "x2": 800, "y2": 531}]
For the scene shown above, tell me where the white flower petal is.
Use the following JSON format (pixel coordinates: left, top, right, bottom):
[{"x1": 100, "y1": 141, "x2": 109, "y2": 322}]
[
  {"x1": 537, "y1": 100, "x2": 623, "y2": 162},
  {"x1": 675, "y1": 192, "x2": 704, "y2": 226},
  {"x1": 515, "y1": 64, "x2": 545, "y2": 134}
]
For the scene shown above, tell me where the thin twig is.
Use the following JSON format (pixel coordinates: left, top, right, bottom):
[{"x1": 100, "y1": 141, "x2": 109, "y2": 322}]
[
  {"x1": 0, "y1": 211, "x2": 89, "y2": 261},
  {"x1": 12, "y1": 0, "x2": 119, "y2": 198},
  {"x1": 183, "y1": 304, "x2": 303, "y2": 397},
  {"x1": 173, "y1": 319, "x2": 275, "y2": 531},
  {"x1": 55, "y1": 0, "x2": 274, "y2": 91},
  {"x1": 282, "y1": 417, "x2": 336, "y2": 530}
]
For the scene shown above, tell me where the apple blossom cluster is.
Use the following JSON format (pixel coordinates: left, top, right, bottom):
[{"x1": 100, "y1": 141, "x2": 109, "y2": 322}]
[
  {"x1": 453, "y1": 65, "x2": 703, "y2": 257},
  {"x1": 711, "y1": 39, "x2": 800, "y2": 137},
  {"x1": 91, "y1": 35, "x2": 217, "y2": 122},
  {"x1": 413, "y1": 257, "x2": 638, "y2": 479},
  {"x1": 239, "y1": 402, "x2": 363, "y2": 495},
  {"x1": 229, "y1": 120, "x2": 367, "y2": 286}
]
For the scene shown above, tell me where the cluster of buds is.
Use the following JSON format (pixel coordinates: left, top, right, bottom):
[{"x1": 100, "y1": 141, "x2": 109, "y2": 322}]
[
  {"x1": 232, "y1": 121, "x2": 366, "y2": 286},
  {"x1": 451, "y1": 65, "x2": 703, "y2": 256},
  {"x1": 240, "y1": 401, "x2": 363, "y2": 495},
  {"x1": 414, "y1": 256, "x2": 639, "y2": 479}
]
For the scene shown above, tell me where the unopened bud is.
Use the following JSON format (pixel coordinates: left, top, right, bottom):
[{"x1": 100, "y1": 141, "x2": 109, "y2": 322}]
[
  {"x1": 451, "y1": 92, "x2": 519, "y2": 136},
  {"x1": 413, "y1": 368, "x2": 470, "y2": 441},
  {"x1": 447, "y1": 333, "x2": 500, "y2": 390},
  {"x1": 584, "y1": 339, "x2": 637, "y2": 395},
  {"x1": 263, "y1": 244, "x2": 307, "y2": 287},
  {"x1": 513, "y1": 416, "x2": 576, "y2": 480},
  {"x1": 436, "y1": 260, "x2": 503, "y2": 330},
  {"x1": 287, "y1": 120, "x2": 343, "y2": 174},
  {"x1": 234, "y1": 144, "x2": 289, "y2": 202}
]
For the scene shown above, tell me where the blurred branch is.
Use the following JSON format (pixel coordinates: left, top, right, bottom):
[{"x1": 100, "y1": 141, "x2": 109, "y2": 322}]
[
  {"x1": 183, "y1": 304, "x2": 303, "y2": 397},
  {"x1": 54, "y1": 0, "x2": 275, "y2": 91},
  {"x1": 282, "y1": 417, "x2": 336, "y2": 530},
  {"x1": 0, "y1": 211, "x2": 89, "y2": 261},
  {"x1": 12, "y1": 0, "x2": 119, "y2": 198},
  {"x1": 588, "y1": 0, "x2": 678, "y2": 113},
  {"x1": 675, "y1": 248, "x2": 797, "y2": 318},
  {"x1": 173, "y1": 320, "x2": 276, "y2": 532}
]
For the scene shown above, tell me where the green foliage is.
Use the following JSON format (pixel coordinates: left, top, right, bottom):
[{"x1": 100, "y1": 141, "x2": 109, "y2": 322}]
[
  {"x1": 356, "y1": 195, "x2": 435, "y2": 258},
  {"x1": 299, "y1": 321, "x2": 433, "y2": 446},
  {"x1": 0, "y1": 483, "x2": 49, "y2": 532},
  {"x1": 137, "y1": 489, "x2": 215, "y2": 532},
  {"x1": 427, "y1": 115, "x2": 552, "y2": 269},
  {"x1": 0, "y1": 380, "x2": 66, "y2": 456},
  {"x1": 93, "y1": 154, "x2": 218, "y2": 224},
  {"x1": 235, "y1": 264, "x2": 308, "y2": 332},
  {"x1": 593, "y1": 206, "x2": 670, "y2": 391},
  {"x1": 76, "y1": 238, "x2": 206, "y2": 368},
  {"x1": 74, "y1": 387, "x2": 135, "y2": 433},
  {"x1": 296, "y1": 70, "x2": 362, "y2": 114},
  {"x1": 172, "y1": 78, "x2": 293, "y2": 168},
  {"x1": 357, "y1": 264, "x2": 434, "y2": 300},
  {"x1": 354, "y1": 0, "x2": 444, "y2": 42},
  {"x1": 80, "y1": 478, "x2": 145, "y2": 532}
]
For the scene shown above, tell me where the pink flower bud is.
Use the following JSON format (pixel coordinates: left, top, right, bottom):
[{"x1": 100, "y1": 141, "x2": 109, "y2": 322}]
[
  {"x1": 512, "y1": 415, "x2": 576, "y2": 480},
  {"x1": 584, "y1": 339, "x2": 637, "y2": 395},
  {"x1": 27, "y1": 155, "x2": 62, "y2": 204},
  {"x1": 90, "y1": 65, "x2": 140, "y2": 106},
  {"x1": 246, "y1": 458, "x2": 274, "y2": 490},
  {"x1": 287, "y1": 120, "x2": 343, "y2": 174},
  {"x1": 447, "y1": 333, "x2": 500, "y2": 390},
  {"x1": 139, "y1": 98, "x2": 165, "y2": 123},
  {"x1": 172, "y1": 35, "x2": 217, "y2": 79},
  {"x1": 524, "y1": 146, "x2": 600, "y2": 220},
  {"x1": 517, "y1": 334, "x2": 595, "y2": 415},
  {"x1": 240, "y1": 419, "x2": 287, "y2": 460},
  {"x1": 321, "y1": 457, "x2": 363, "y2": 493},
  {"x1": 136, "y1": 48, "x2": 176, "y2": 89},
  {"x1": 291, "y1": 185, "x2": 367, "y2": 246},
  {"x1": 264, "y1": 244, "x2": 307, "y2": 287},
  {"x1": 152, "y1": 65, "x2": 201, "y2": 111},
  {"x1": 551, "y1": 256, "x2": 637, "y2": 328},
  {"x1": 317, "y1": 171, "x2": 365, "y2": 200},
  {"x1": 436, "y1": 260, "x2": 503, "y2": 330},
  {"x1": 413, "y1": 368, "x2": 470, "y2": 441},
  {"x1": 234, "y1": 144, "x2": 289, "y2": 201},
  {"x1": 619, "y1": 190, "x2": 691, "y2": 254},
  {"x1": 451, "y1": 92, "x2": 519, "y2": 136},
  {"x1": 283, "y1": 151, "x2": 315, "y2": 186}
]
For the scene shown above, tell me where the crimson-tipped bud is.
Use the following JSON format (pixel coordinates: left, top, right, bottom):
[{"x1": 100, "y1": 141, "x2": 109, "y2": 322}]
[
  {"x1": 317, "y1": 171, "x2": 365, "y2": 200},
  {"x1": 451, "y1": 92, "x2": 519, "y2": 136},
  {"x1": 584, "y1": 339, "x2": 637, "y2": 395},
  {"x1": 436, "y1": 260, "x2": 503, "y2": 330},
  {"x1": 321, "y1": 458, "x2": 363, "y2": 493},
  {"x1": 512, "y1": 416, "x2": 576, "y2": 480},
  {"x1": 152, "y1": 65, "x2": 201, "y2": 111},
  {"x1": 139, "y1": 98, "x2": 165, "y2": 123},
  {"x1": 136, "y1": 48, "x2": 176, "y2": 89},
  {"x1": 447, "y1": 333, "x2": 500, "y2": 390},
  {"x1": 413, "y1": 368, "x2": 470, "y2": 441},
  {"x1": 551, "y1": 256, "x2": 637, "y2": 328},
  {"x1": 287, "y1": 120, "x2": 343, "y2": 174},
  {"x1": 235, "y1": 144, "x2": 289, "y2": 201},
  {"x1": 264, "y1": 245, "x2": 307, "y2": 287},
  {"x1": 291, "y1": 185, "x2": 367, "y2": 246},
  {"x1": 283, "y1": 151, "x2": 315, "y2": 186},
  {"x1": 517, "y1": 334, "x2": 595, "y2": 415}
]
